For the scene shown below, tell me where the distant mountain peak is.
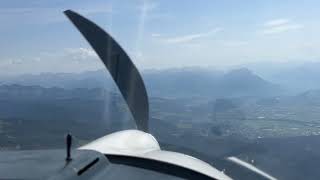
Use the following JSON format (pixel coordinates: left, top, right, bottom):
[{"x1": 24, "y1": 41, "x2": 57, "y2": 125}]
[
  {"x1": 228, "y1": 68, "x2": 252, "y2": 74},
  {"x1": 223, "y1": 68, "x2": 264, "y2": 82}
]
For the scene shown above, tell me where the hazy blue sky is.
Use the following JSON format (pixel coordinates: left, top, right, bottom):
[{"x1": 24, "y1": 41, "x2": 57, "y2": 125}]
[{"x1": 1, "y1": 0, "x2": 320, "y2": 75}]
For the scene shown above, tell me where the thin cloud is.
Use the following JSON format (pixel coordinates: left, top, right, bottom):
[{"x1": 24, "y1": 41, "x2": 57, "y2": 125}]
[
  {"x1": 40, "y1": 47, "x2": 98, "y2": 62},
  {"x1": 151, "y1": 33, "x2": 161, "y2": 37},
  {"x1": 64, "y1": 48, "x2": 98, "y2": 61},
  {"x1": 222, "y1": 41, "x2": 249, "y2": 47},
  {"x1": 262, "y1": 24, "x2": 303, "y2": 35},
  {"x1": 162, "y1": 28, "x2": 223, "y2": 44},
  {"x1": 261, "y1": 18, "x2": 303, "y2": 35},
  {"x1": 264, "y1": 18, "x2": 290, "y2": 27},
  {"x1": 0, "y1": 47, "x2": 102, "y2": 75}
]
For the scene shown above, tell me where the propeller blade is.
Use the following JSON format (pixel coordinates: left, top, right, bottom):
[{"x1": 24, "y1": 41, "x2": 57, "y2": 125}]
[{"x1": 64, "y1": 10, "x2": 149, "y2": 132}]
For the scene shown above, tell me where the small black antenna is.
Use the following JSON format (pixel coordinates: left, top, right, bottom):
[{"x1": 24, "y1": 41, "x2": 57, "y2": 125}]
[{"x1": 66, "y1": 133, "x2": 72, "y2": 162}]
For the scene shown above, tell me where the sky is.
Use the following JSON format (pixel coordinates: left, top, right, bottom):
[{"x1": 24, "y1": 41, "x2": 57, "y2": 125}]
[{"x1": 1, "y1": 0, "x2": 320, "y2": 75}]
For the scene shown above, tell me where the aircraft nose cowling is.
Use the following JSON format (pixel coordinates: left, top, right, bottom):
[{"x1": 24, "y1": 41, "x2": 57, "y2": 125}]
[
  {"x1": 79, "y1": 130, "x2": 160, "y2": 156},
  {"x1": 79, "y1": 130, "x2": 233, "y2": 180}
]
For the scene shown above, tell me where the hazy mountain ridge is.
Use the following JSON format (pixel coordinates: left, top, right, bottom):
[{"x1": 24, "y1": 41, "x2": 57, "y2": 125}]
[
  {"x1": 0, "y1": 67, "x2": 280, "y2": 98},
  {"x1": 0, "y1": 70, "x2": 112, "y2": 89},
  {"x1": 246, "y1": 61, "x2": 320, "y2": 93},
  {"x1": 0, "y1": 84, "x2": 110, "y2": 100}
]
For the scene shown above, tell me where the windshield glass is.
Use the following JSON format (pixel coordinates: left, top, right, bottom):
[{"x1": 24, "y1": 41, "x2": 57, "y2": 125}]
[{"x1": 1, "y1": 0, "x2": 320, "y2": 179}]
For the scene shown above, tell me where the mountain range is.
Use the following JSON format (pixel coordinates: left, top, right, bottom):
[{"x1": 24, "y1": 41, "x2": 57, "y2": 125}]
[{"x1": 0, "y1": 68, "x2": 280, "y2": 98}]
